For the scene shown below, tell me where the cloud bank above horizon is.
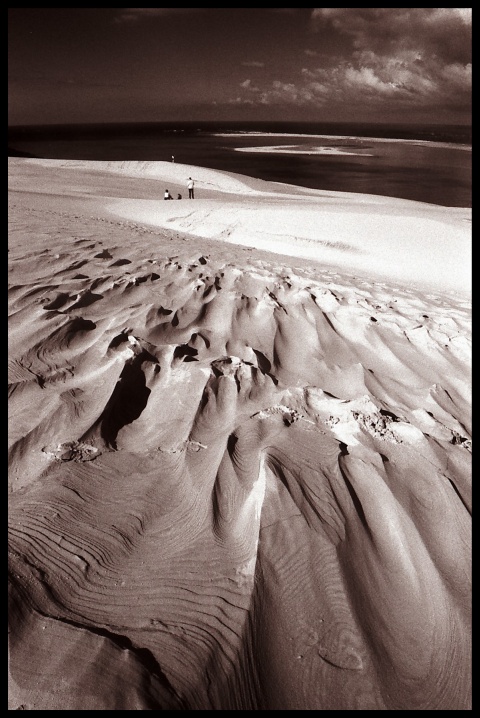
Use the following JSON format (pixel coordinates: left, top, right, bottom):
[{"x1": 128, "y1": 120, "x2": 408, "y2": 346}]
[
  {"x1": 8, "y1": 8, "x2": 471, "y2": 125},
  {"x1": 232, "y1": 9, "x2": 471, "y2": 119}
]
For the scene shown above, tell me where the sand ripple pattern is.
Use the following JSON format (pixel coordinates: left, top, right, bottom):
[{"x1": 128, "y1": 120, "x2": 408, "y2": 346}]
[{"x1": 8, "y1": 218, "x2": 471, "y2": 709}]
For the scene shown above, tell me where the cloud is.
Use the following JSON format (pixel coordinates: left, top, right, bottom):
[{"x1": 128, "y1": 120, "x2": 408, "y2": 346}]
[
  {"x1": 310, "y1": 8, "x2": 472, "y2": 65},
  {"x1": 240, "y1": 79, "x2": 260, "y2": 91},
  {"x1": 238, "y1": 54, "x2": 470, "y2": 115},
  {"x1": 234, "y1": 9, "x2": 471, "y2": 117},
  {"x1": 235, "y1": 79, "x2": 326, "y2": 108},
  {"x1": 228, "y1": 97, "x2": 255, "y2": 105},
  {"x1": 440, "y1": 62, "x2": 472, "y2": 91}
]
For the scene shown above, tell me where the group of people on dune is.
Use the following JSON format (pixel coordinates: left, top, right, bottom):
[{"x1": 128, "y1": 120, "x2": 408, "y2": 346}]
[{"x1": 164, "y1": 176, "x2": 194, "y2": 201}]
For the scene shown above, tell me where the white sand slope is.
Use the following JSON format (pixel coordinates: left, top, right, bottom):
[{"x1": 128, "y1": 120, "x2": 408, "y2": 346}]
[
  {"x1": 11, "y1": 158, "x2": 471, "y2": 294},
  {"x1": 109, "y1": 193, "x2": 471, "y2": 293},
  {"x1": 8, "y1": 159, "x2": 471, "y2": 710}
]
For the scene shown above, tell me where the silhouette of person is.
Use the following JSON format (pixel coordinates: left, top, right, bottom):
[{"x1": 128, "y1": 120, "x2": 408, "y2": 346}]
[
  {"x1": 164, "y1": 189, "x2": 173, "y2": 200},
  {"x1": 177, "y1": 193, "x2": 182, "y2": 200},
  {"x1": 187, "y1": 177, "x2": 194, "y2": 199},
  {"x1": 171, "y1": 155, "x2": 175, "y2": 163}
]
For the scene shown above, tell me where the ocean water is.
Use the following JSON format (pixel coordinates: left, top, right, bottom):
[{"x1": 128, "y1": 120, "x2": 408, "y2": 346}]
[{"x1": 8, "y1": 122, "x2": 472, "y2": 208}]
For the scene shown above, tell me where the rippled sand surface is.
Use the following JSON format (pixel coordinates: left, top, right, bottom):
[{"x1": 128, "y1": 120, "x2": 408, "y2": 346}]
[{"x1": 8, "y1": 159, "x2": 471, "y2": 709}]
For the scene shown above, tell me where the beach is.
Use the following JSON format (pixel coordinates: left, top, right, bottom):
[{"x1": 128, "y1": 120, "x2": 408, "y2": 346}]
[{"x1": 8, "y1": 158, "x2": 471, "y2": 709}]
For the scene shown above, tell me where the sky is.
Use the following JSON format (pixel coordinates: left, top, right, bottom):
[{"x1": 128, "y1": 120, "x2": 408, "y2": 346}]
[{"x1": 8, "y1": 8, "x2": 472, "y2": 127}]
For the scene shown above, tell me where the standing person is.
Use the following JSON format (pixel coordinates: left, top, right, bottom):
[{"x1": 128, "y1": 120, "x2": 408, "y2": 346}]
[
  {"x1": 187, "y1": 177, "x2": 194, "y2": 199},
  {"x1": 171, "y1": 155, "x2": 175, "y2": 163},
  {"x1": 164, "y1": 189, "x2": 173, "y2": 200}
]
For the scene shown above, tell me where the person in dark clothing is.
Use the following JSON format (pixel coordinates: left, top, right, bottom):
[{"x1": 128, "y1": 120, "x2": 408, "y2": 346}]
[{"x1": 164, "y1": 189, "x2": 173, "y2": 200}]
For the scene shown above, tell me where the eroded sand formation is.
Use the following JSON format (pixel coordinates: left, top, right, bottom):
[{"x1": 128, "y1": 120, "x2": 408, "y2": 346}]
[{"x1": 8, "y1": 209, "x2": 471, "y2": 709}]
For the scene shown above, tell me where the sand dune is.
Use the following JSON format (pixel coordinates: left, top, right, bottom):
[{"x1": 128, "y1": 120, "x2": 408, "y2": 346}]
[{"x1": 8, "y1": 159, "x2": 471, "y2": 709}]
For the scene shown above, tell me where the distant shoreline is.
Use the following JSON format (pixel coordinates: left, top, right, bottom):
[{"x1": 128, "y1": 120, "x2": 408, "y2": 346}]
[{"x1": 7, "y1": 122, "x2": 472, "y2": 208}]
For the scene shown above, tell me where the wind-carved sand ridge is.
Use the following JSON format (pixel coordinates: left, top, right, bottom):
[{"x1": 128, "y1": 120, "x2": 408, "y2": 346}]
[{"x1": 8, "y1": 159, "x2": 471, "y2": 709}]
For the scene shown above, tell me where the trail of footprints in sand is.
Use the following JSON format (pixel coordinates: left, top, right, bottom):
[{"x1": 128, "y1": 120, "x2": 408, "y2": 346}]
[{"x1": 8, "y1": 236, "x2": 471, "y2": 709}]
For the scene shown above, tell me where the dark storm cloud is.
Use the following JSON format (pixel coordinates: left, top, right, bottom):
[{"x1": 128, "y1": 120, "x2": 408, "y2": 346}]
[{"x1": 311, "y1": 8, "x2": 472, "y2": 65}]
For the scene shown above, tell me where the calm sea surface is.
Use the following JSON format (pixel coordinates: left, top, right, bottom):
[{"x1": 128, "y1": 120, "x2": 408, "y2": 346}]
[{"x1": 8, "y1": 122, "x2": 472, "y2": 208}]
